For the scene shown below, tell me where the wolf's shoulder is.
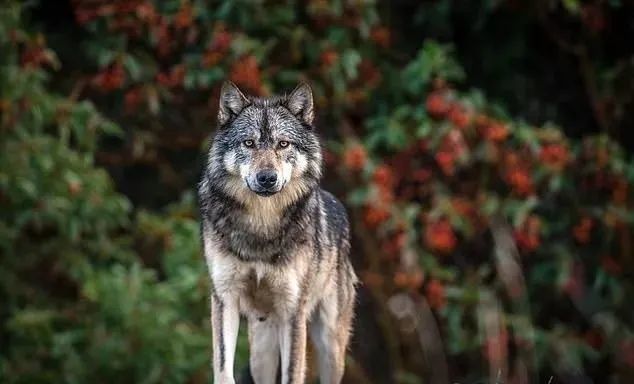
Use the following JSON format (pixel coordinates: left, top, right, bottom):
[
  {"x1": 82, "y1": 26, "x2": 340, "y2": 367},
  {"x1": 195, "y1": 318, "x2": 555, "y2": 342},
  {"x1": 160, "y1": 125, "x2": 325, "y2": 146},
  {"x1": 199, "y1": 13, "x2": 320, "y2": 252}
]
[{"x1": 318, "y1": 189, "x2": 349, "y2": 234}]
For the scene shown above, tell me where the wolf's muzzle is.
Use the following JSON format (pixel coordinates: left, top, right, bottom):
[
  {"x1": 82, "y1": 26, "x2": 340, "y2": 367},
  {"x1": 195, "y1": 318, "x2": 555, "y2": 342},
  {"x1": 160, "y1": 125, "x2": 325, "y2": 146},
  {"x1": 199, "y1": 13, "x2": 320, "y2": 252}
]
[
  {"x1": 256, "y1": 170, "x2": 278, "y2": 189},
  {"x1": 247, "y1": 169, "x2": 281, "y2": 196}
]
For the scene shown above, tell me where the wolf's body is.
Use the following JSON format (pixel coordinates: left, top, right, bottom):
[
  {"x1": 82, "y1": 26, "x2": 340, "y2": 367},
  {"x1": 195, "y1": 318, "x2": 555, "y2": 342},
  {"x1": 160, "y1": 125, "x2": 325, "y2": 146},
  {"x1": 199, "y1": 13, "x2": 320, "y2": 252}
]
[{"x1": 198, "y1": 82, "x2": 357, "y2": 384}]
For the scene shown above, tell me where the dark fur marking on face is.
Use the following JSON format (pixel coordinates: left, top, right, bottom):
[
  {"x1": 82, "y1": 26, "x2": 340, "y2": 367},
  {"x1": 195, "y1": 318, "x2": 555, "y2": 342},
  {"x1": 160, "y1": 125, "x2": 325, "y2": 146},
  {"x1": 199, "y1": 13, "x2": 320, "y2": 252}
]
[
  {"x1": 283, "y1": 149, "x2": 298, "y2": 167},
  {"x1": 260, "y1": 107, "x2": 270, "y2": 140}
]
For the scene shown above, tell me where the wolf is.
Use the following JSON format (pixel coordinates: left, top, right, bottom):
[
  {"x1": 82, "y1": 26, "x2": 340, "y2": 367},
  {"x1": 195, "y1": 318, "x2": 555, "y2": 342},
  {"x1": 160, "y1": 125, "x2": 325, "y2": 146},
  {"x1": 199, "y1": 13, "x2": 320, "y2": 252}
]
[{"x1": 198, "y1": 81, "x2": 357, "y2": 384}]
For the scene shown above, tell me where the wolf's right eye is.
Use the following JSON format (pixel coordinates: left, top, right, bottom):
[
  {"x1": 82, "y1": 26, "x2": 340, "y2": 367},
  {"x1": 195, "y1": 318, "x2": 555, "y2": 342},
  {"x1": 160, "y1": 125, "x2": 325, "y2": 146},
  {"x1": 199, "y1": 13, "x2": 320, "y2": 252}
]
[{"x1": 243, "y1": 140, "x2": 255, "y2": 148}]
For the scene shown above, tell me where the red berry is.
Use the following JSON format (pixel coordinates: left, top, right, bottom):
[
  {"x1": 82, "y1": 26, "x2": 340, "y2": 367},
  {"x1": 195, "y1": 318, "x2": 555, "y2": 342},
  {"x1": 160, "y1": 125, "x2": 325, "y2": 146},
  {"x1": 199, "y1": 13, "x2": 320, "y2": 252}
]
[{"x1": 425, "y1": 92, "x2": 450, "y2": 119}]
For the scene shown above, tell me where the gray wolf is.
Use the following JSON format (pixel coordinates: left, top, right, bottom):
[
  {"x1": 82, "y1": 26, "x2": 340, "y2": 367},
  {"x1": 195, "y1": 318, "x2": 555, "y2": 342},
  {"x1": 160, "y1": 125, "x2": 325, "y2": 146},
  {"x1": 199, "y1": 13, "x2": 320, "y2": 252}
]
[{"x1": 198, "y1": 81, "x2": 357, "y2": 384}]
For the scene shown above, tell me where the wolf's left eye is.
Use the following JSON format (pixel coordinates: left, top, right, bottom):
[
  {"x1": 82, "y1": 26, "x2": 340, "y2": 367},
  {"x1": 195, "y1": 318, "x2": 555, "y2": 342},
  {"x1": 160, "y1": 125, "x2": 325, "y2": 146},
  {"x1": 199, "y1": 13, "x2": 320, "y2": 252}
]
[
  {"x1": 278, "y1": 141, "x2": 290, "y2": 149},
  {"x1": 243, "y1": 139, "x2": 255, "y2": 148}
]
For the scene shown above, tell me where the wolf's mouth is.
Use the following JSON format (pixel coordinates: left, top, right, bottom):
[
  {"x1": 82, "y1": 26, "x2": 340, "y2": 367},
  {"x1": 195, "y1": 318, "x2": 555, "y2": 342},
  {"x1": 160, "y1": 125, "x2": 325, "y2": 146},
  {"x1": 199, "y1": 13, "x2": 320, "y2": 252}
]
[
  {"x1": 254, "y1": 190, "x2": 276, "y2": 197},
  {"x1": 245, "y1": 179, "x2": 285, "y2": 197}
]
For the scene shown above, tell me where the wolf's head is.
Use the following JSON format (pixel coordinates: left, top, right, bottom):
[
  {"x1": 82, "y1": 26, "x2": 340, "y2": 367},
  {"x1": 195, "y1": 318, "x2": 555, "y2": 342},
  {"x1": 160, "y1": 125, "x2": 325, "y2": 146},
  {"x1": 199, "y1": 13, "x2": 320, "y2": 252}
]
[{"x1": 208, "y1": 82, "x2": 322, "y2": 204}]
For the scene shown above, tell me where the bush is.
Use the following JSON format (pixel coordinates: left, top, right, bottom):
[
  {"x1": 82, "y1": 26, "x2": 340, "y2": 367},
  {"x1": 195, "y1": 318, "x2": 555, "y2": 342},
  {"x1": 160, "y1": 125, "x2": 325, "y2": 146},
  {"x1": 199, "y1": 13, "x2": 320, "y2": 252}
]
[{"x1": 339, "y1": 46, "x2": 634, "y2": 381}]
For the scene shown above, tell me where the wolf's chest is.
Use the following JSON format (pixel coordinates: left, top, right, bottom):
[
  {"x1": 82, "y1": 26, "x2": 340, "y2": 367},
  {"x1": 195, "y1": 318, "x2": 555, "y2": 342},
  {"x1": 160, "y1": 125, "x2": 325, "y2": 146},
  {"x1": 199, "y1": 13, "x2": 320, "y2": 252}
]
[
  {"x1": 211, "y1": 214, "x2": 308, "y2": 264},
  {"x1": 239, "y1": 267, "x2": 282, "y2": 317},
  {"x1": 212, "y1": 257, "x2": 303, "y2": 319}
]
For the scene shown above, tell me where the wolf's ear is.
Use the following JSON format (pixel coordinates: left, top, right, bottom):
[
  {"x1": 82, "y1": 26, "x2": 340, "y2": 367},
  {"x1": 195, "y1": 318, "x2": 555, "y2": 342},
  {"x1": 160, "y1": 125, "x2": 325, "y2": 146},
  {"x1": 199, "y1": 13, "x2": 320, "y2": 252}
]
[
  {"x1": 218, "y1": 81, "x2": 249, "y2": 125},
  {"x1": 287, "y1": 82, "x2": 314, "y2": 125}
]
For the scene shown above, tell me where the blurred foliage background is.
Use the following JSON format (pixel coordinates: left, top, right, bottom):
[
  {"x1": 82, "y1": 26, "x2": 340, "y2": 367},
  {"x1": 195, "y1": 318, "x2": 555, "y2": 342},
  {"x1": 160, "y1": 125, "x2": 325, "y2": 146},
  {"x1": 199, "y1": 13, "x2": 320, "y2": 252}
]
[{"x1": 1, "y1": 0, "x2": 633, "y2": 383}]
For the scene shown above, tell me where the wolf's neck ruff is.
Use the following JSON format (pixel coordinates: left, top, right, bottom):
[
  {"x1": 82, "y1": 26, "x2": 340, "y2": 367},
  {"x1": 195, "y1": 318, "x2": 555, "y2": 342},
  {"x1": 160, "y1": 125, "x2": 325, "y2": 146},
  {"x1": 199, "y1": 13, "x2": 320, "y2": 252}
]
[{"x1": 200, "y1": 175, "x2": 317, "y2": 264}]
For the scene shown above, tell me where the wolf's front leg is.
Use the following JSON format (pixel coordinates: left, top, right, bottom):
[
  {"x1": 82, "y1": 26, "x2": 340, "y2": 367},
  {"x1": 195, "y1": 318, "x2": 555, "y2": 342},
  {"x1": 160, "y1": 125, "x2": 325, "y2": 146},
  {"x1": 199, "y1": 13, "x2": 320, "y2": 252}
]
[
  {"x1": 211, "y1": 291, "x2": 240, "y2": 384},
  {"x1": 280, "y1": 313, "x2": 308, "y2": 384},
  {"x1": 309, "y1": 301, "x2": 352, "y2": 384},
  {"x1": 248, "y1": 317, "x2": 280, "y2": 384}
]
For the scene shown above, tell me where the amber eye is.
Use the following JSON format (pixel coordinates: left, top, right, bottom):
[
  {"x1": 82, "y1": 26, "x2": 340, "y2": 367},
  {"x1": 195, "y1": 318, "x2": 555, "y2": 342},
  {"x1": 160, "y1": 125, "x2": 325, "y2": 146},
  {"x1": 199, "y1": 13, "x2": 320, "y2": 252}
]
[
  {"x1": 243, "y1": 139, "x2": 255, "y2": 148},
  {"x1": 278, "y1": 141, "x2": 290, "y2": 149}
]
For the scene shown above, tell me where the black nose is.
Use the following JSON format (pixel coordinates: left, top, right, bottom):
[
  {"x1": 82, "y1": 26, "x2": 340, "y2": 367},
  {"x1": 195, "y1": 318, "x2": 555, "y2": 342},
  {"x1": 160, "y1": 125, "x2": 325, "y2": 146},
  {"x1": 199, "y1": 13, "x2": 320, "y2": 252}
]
[{"x1": 256, "y1": 170, "x2": 278, "y2": 189}]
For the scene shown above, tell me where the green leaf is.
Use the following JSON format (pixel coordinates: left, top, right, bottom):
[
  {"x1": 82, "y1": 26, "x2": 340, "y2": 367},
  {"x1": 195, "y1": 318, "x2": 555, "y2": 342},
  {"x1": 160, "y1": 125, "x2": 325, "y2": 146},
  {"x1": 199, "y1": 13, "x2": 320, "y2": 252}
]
[{"x1": 341, "y1": 49, "x2": 361, "y2": 80}]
